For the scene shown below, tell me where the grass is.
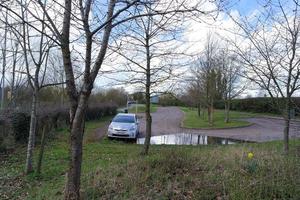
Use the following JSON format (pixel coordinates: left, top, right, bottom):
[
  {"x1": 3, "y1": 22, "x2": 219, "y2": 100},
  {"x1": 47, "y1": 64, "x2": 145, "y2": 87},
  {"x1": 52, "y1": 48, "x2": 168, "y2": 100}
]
[
  {"x1": 180, "y1": 107, "x2": 258, "y2": 129},
  {"x1": 1, "y1": 117, "x2": 300, "y2": 200},
  {"x1": 83, "y1": 116, "x2": 112, "y2": 144},
  {"x1": 128, "y1": 104, "x2": 158, "y2": 113}
]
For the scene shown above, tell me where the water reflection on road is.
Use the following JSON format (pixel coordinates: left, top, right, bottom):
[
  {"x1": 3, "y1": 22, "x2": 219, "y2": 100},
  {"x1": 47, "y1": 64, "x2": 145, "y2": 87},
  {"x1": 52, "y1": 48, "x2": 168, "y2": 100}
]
[{"x1": 137, "y1": 133, "x2": 240, "y2": 145}]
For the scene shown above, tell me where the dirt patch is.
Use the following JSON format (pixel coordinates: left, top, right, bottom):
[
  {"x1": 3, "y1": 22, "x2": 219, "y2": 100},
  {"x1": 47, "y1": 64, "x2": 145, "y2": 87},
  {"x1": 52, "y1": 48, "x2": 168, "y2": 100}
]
[{"x1": 94, "y1": 123, "x2": 109, "y2": 140}]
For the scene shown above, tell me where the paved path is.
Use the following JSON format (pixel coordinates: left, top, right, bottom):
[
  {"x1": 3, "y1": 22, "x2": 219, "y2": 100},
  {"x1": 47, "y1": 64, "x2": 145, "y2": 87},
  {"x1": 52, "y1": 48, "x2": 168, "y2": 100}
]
[
  {"x1": 137, "y1": 106, "x2": 184, "y2": 137},
  {"x1": 137, "y1": 107, "x2": 300, "y2": 142}
]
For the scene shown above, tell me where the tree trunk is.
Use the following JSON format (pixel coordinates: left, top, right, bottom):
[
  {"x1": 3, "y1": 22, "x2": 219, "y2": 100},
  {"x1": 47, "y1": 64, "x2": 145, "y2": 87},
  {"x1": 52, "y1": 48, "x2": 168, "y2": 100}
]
[
  {"x1": 197, "y1": 102, "x2": 201, "y2": 117},
  {"x1": 10, "y1": 49, "x2": 17, "y2": 107},
  {"x1": 1, "y1": 11, "x2": 7, "y2": 110},
  {"x1": 207, "y1": 106, "x2": 211, "y2": 124},
  {"x1": 210, "y1": 103, "x2": 214, "y2": 126},
  {"x1": 143, "y1": 92, "x2": 152, "y2": 155},
  {"x1": 143, "y1": 34, "x2": 151, "y2": 155},
  {"x1": 64, "y1": 95, "x2": 88, "y2": 200},
  {"x1": 224, "y1": 99, "x2": 230, "y2": 123},
  {"x1": 283, "y1": 98, "x2": 291, "y2": 154},
  {"x1": 25, "y1": 88, "x2": 38, "y2": 174},
  {"x1": 208, "y1": 100, "x2": 214, "y2": 126},
  {"x1": 37, "y1": 122, "x2": 48, "y2": 175}
]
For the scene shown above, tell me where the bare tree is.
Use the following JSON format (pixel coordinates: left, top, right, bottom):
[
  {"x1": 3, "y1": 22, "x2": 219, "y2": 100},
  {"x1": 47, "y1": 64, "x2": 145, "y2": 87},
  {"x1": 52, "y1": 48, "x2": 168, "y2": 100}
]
[
  {"x1": 0, "y1": 7, "x2": 27, "y2": 108},
  {"x1": 1, "y1": 0, "x2": 61, "y2": 174},
  {"x1": 0, "y1": 10, "x2": 8, "y2": 109},
  {"x1": 110, "y1": 2, "x2": 197, "y2": 154},
  {"x1": 229, "y1": 0, "x2": 300, "y2": 153},
  {"x1": 187, "y1": 73, "x2": 206, "y2": 117},
  {"x1": 1, "y1": 0, "x2": 220, "y2": 198},
  {"x1": 22, "y1": 8, "x2": 55, "y2": 175},
  {"x1": 218, "y1": 48, "x2": 245, "y2": 123},
  {"x1": 192, "y1": 35, "x2": 222, "y2": 126}
]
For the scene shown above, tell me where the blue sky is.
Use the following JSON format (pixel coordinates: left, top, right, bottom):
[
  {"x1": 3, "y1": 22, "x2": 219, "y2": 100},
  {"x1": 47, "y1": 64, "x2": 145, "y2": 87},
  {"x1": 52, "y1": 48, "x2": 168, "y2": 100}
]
[{"x1": 232, "y1": 0, "x2": 259, "y2": 15}]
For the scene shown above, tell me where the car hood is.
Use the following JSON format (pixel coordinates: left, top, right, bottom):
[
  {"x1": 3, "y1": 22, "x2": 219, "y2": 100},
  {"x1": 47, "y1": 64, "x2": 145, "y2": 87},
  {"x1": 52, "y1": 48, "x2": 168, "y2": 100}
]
[{"x1": 110, "y1": 122, "x2": 135, "y2": 130}]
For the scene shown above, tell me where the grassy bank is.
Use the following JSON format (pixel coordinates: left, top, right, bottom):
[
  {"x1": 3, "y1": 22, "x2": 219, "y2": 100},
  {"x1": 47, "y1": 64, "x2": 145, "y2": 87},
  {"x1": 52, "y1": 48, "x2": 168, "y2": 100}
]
[
  {"x1": 1, "y1": 119, "x2": 299, "y2": 200},
  {"x1": 128, "y1": 104, "x2": 158, "y2": 113},
  {"x1": 180, "y1": 107, "x2": 257, "y2": 129}
]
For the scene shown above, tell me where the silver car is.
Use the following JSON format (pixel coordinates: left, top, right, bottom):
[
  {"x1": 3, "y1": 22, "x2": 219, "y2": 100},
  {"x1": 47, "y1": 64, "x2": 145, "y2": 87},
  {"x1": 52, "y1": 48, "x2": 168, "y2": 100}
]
[{"x1": 107, "y1": 113, "x2": 139, "y2": 139}]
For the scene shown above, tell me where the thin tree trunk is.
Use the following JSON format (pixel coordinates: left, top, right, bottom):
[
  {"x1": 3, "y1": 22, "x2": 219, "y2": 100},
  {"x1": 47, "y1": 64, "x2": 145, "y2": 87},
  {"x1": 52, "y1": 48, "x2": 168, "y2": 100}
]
[
  {"x1": 25, "y1": 88, "x2": 38, "y2": 174},
  {"x1": 64, "y1": 95, "x2": 88, "y2": 200},
  {"x1": 37, "y1": 122, "x2": 48, "y2": 175},
  {"x1": 1, "y1": 11, "x2": 7, "y2": 110},
  {"x1": 207, "y1": 106, "x2": 211, "y2": 124},
  {"x1": 283, "y1": 98, "x2": 291, "y2": 154},
  {"x1": 143, "y1": 34, "x2": 151, "y2": 155},
  {"x1": 208, "y1": 100, "x2": 214, "y2": 126},
  {"x1": 143, "y1": 89, "x2": 152, "y2": 155},
  {"x1": 224, "y1": 99, "x2": 230, "y2": 123},
  {"x1": 11, "y1": 49, "x2": 17, "y2": 107},
  {"x1": 197, "y1": 102, "x2": 201, "y2": 117},
  {"x1": 210, "y1": 102, "x2": 214, "y2": 126}
]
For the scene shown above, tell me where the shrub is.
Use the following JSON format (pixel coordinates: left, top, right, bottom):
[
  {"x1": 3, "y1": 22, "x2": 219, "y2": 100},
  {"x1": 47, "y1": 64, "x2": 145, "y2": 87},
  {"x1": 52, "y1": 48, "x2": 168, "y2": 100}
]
[
  {"x1": 214, "y1": 97, "x2": 300, "y2": 116},
  {"x1": 85, "y1": 103, "x2": 117, "y2": 121},
  {"x1": 0, "y1": 102, "x2": 118, "y2": 148},
  {"x1": 10, "y1": 111, "x2": 31, "y2": 143},
  {"x1": 158, "y1": 94, "x2": 185, "y2": 107}
]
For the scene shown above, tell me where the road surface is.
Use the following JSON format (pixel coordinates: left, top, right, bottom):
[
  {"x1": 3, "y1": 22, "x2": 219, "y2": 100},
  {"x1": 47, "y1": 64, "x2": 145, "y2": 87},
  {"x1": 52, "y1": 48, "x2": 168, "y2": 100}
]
[{"x1": 137, "y1": 107, "x2": 300, "y2": 142}]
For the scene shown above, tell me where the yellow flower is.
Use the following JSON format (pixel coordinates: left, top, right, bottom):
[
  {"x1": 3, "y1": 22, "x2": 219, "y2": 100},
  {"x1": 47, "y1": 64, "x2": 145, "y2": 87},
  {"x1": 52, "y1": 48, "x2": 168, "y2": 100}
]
[{"x1": 247, "y1": 152, "x2": 254, "y2": 159}]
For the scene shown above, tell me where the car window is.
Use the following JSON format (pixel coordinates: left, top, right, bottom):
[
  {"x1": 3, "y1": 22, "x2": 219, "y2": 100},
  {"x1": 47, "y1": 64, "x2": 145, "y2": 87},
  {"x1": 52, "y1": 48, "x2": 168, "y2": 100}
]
[{"x1": 112, "y1": 115, "x2": 135, "y2": 123}]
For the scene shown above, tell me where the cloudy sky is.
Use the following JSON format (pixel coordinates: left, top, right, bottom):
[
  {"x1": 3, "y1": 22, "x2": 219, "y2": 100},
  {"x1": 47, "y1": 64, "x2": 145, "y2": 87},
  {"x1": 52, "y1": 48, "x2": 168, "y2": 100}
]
[{"x1": 95, "y1": 0, "x2": 263, "y2": 96}]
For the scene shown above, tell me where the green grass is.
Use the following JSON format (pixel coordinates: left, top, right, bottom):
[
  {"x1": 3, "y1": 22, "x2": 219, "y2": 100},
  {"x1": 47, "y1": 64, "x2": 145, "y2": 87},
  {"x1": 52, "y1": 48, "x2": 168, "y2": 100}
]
[
  {"x1": 128, "y1": 104, "x2": 158, "y2": 113},
  {"x1": 180, "y1": 107, "x2": 258, "y2": 129},
  {"x1": 1, "y1": 118, "x2": 300, "y2": 200},
  {"x1": 83, "y1": 116, "x2": 112, "y2": 144}
]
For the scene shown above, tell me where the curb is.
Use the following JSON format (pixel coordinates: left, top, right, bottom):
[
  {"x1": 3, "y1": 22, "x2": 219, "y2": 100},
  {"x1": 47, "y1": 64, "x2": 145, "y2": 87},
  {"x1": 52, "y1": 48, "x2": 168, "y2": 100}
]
[
  {"x1": 255, "y1": 115, "x2": 300, "y2": 122},
  {"x1": 180, "y1": 122, "x2": 254, "y2": 130}
]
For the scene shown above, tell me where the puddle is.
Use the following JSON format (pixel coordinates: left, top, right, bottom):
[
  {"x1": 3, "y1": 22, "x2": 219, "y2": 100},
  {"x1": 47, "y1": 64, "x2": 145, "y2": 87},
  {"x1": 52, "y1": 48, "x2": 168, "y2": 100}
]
[{"x1": 136, "y1": 133, "x2": 243, "y2": 145}]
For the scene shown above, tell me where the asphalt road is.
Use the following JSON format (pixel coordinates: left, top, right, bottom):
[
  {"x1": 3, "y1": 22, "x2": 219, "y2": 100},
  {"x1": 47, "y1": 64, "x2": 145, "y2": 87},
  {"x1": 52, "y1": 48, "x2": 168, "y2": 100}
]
[{"x1": 137, "y1": 107, "x2": 300, "y2": 142}]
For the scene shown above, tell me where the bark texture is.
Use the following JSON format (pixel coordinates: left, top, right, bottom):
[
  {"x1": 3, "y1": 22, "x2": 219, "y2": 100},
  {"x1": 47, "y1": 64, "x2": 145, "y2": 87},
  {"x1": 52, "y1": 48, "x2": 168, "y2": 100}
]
[
  {"x1": 143, "y1": 34, "x2": 152, "y2": 155},
  {"x1": 62, "y1": 0, "x2": 116, "y2": 198},
  {"x1": 283, "y1": 99, "x2": 291, "y2": 154},
  {"x1": 25, "y1": 89, "x2": 38, "y2": 174},
  {"x1": 37, "y1": 122, "x2": 49, "y2": 174}
]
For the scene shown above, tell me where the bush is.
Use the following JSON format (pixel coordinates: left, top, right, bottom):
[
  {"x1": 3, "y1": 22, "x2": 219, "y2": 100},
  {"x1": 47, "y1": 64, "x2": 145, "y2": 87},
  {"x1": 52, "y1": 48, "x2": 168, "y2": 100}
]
[
  {"x1": 0, "y1": 102, "x2": 118, "y2": 149},
  {"x1": 158, "y1": 94, "x2": 185, "y2": 107},
  {"x1": 10, "y1": 111, "x2": 31, "y2": 143},
  {"x1": 214, "y1": 97, "x2": 300, "y2": 116},
  {"x1": 85, "y1": 103, "x2": 117, "y2": 121}
]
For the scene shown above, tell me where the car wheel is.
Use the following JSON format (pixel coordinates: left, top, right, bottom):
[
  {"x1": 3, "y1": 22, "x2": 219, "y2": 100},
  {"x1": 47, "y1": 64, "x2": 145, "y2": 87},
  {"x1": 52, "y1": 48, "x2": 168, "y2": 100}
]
[{"x1": 136, "y1": 131, "x2": 139, "y2": 138}]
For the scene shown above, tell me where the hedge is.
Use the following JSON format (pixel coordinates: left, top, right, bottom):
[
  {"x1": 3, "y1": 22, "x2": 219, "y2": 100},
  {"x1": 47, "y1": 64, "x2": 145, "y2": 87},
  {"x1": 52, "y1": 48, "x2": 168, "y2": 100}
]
[
  {"x1": 0, "y1": 103, "x2": 117, "y2": 152},
  {"x1": 214, "y1": 97, "x2": 300, "y2": 116}
]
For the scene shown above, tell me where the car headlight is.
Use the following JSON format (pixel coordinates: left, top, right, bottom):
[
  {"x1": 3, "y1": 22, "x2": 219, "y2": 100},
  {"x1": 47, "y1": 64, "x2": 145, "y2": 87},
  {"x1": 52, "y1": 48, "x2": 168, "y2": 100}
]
[
  {"x1": 129, "y1": 125, "x2": 135, "y2": 131},
  {"x1": 108, "y1": 125, "x2": 113, "y2": 131}
]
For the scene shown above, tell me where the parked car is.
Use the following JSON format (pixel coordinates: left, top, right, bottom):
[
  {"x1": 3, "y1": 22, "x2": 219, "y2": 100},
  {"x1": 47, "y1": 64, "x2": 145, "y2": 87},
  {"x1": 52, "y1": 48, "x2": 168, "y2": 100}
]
[{"x1": 107, "y1": 113, "x2": 139, "y2": 139}]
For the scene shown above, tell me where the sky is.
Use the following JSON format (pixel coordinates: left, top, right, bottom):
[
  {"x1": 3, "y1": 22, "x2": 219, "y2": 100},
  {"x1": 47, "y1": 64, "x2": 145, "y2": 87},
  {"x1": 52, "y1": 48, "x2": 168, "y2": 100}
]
[
  {"x1": 0, "y1": 0, "x2": 281, "y2": 98},
  {"x1": 96, "y1": 0, "x2": 263, "y2": 96},
  {"x1": 233, "y1": 0, "x2": 259, "y2": 15}
]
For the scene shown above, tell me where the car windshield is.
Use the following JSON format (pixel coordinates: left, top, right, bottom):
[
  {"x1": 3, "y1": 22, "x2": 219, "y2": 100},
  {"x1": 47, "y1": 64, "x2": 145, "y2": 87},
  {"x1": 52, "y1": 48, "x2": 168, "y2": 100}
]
[{"x1": 112, "y1": 115, "x2": 135, "y2": 123}]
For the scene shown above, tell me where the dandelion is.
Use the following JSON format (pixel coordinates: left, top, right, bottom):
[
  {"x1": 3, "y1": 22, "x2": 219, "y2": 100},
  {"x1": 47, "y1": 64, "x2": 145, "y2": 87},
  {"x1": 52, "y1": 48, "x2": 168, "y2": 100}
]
[{"x1": 247, "y1": 152, "x2": 254, "y2": 159}]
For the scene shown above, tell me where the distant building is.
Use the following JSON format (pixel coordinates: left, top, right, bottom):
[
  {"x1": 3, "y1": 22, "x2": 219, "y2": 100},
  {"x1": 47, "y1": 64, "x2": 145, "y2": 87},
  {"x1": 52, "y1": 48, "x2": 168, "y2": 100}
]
[
  {"x1": 150, "y1": 95, "x2": 159, "y2": 104},
  {"x1": 127, "y1": 100, "x2": 137, "y2": 107}
]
